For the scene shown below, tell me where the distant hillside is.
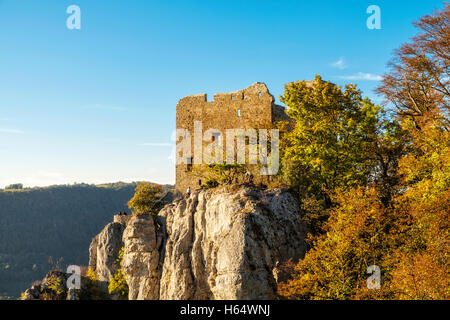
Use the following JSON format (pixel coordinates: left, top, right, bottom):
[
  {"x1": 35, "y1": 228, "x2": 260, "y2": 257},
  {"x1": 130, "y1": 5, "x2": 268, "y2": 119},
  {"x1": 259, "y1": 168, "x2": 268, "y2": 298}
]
[{"x1": 0, "y1": 182, "x2": 171, "y2": 299}]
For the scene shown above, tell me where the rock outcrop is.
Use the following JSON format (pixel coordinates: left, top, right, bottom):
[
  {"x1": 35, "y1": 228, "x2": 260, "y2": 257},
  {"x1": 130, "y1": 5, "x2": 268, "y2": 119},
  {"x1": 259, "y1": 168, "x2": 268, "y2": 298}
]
[
  {"x1": 112, "y1": 186, "x2": 308, "y2": 300},
  {"x1": 89, "y1": 221, "x2": 127, "y2": 282},
  {"x1": 122, "y1": 215, "x2": 161, "y2": 300}
]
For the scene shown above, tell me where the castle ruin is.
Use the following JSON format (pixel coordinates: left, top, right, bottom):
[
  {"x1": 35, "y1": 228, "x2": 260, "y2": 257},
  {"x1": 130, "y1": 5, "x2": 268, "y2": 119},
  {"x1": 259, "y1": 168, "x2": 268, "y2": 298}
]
[{"x1": 175, "y1": 83, "x2": 289, "y2": 194}]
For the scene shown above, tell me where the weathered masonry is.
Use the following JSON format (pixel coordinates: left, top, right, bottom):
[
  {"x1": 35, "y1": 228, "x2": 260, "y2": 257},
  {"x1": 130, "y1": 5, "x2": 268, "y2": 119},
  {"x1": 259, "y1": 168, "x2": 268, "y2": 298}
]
[{"x1": 175, "y1": 83, "x2": 290, "y2": 194}]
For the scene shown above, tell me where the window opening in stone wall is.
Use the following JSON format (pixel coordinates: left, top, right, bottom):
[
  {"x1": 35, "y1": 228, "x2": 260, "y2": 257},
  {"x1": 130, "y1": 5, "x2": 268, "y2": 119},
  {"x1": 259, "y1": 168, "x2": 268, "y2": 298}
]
[
  {"x1": 212, "y1": 132, "x2": 221, "y2": 142},
  {"x1": 186, "y1": 157, "x2": 193, "y2": 172}
]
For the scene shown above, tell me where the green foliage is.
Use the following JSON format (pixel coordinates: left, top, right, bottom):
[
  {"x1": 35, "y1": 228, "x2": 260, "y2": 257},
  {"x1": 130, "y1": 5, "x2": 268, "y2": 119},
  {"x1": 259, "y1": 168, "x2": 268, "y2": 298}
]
[
  {"x1": 108, "y1": 248, "x2": 129, "y2": 300},
  {"x1": 199, "y1": 178, "x2": 220, "y2": 190},
  {"x1": 127, "y1": 182, "x2": 163, "y2": 216},
  {"x1": 279, "y1": 75, "x2": 406, "y2": 231},
  {"x1": 191, "y1": 164, "x2": 247, "y2": 189},
  {"x1": 208, "y1": 164, "x2": 246, "y2": 186},
  {"x1": 280, "y1": 75, "x2": 382, "y2": 196}
]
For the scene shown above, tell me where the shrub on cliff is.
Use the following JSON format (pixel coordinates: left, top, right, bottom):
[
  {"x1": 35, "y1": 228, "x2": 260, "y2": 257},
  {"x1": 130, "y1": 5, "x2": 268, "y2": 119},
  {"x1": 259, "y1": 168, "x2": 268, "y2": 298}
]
[{"x1": 128, "y1": 182, "x2": 162, "y2": 216}]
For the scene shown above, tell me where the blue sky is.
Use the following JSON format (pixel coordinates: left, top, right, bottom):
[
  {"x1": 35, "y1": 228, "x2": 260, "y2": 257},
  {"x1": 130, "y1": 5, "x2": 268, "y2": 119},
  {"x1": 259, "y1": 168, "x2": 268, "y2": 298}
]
[{"x1": 0, "y1": 0, "x2": 445, "y2": 188}]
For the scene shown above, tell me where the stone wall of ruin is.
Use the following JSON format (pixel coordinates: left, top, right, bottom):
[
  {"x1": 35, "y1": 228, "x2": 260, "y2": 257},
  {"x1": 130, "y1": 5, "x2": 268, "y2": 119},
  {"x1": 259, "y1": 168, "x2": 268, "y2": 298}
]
[{"x1": 175, "y1": 83, "x2": 282, "y2": 193}]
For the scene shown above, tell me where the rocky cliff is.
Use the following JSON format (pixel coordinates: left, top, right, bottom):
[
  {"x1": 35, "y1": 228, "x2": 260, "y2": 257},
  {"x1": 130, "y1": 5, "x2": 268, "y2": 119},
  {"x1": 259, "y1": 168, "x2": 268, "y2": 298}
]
[
  {"x1": 88, "y1": 186, "x2": 308, "y2": 300},
  {"x1": 89, "y1": 217, "x2": 128, "y2": 283}
]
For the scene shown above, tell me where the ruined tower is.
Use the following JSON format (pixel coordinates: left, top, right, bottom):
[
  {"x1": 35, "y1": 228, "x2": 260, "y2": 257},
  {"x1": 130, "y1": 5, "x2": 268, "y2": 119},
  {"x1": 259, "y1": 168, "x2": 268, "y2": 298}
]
[{"x1": 175, "y1": 83, "x2": 289, "y2": 194}]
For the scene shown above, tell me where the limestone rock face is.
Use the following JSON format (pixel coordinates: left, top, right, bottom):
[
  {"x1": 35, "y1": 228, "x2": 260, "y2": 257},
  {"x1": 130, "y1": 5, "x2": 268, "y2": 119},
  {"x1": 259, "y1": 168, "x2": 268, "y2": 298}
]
[
  {"x1": 122, "y1": 215, "x2": 160, "y2": 300},
  {"x1": 89, "y1": 221, "x2": 126, "y2": 282},
  {"x1": 119, "y1": 186, "x2": 308, "y2": 300}
]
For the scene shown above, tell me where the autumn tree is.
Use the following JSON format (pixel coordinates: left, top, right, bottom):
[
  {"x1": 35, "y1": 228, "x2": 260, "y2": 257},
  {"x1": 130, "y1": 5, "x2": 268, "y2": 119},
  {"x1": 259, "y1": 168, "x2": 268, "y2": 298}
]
[
  {"x1": 279, "y1": 76, "x2": 405, "y2": 232},
  {"x1": 127, "y1": 182, "x2": 162, "y2": 216},
  {"x1": 376, "y1": 5, "x2": 449, "y2": 130},
  {"x1": 385, "y1": 119, "x2": 449, "y2": 299},
  {"x1": 278, "y1": 142, "x2": 449, "y2": 300},
  {"x1": 365, "y1": 119, "x2": 410, "y2": 206},
  {"x1": 277, "y1": 187, "x2": 397, "y2": 300},
  {"x1": 281, "y1": 76, "x2": 378, "y2": 196},
  {"x1": 375, "y1": 5, "x2": 450, "y2": 299}
]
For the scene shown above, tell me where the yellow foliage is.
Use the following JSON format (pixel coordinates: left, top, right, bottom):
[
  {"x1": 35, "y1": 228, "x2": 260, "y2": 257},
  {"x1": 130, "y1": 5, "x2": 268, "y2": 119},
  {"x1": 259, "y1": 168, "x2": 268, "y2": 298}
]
[
  {"x1": 108, "y1": 247, "x2": 129, "y2": 300},
  {"x1": 278, "y1": 119, "x2": 449, "y2": 300},
  {"x1": 128, "y1": 182, "x2": 162, "y2": 216},
  {"x1": 86, "y1": 267, "x2": 98, "y2": 281}
]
